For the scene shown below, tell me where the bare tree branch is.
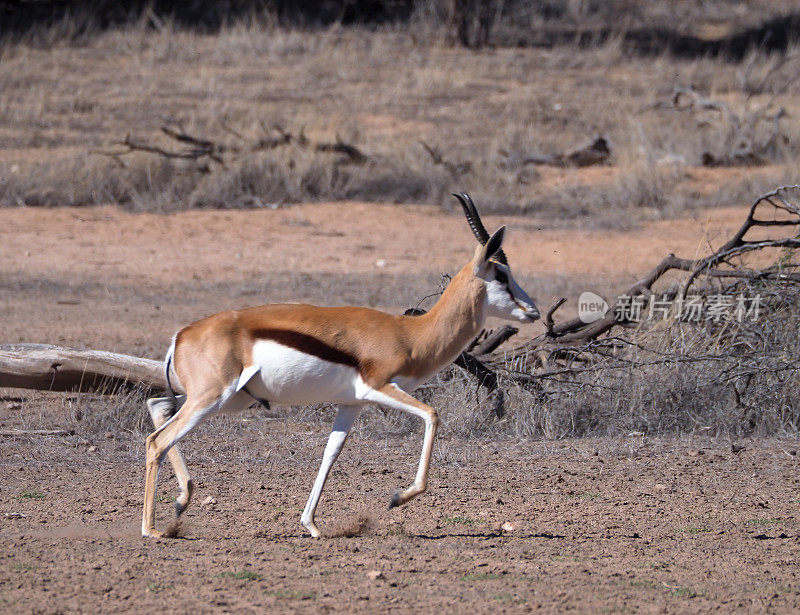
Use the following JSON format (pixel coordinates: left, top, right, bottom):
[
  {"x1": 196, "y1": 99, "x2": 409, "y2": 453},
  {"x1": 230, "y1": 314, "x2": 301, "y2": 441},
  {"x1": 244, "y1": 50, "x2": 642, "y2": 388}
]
[
  {"x1": 501, "y1": 136, "x2": 611, "y2": 168},
  {"x1": 0, "y1": 344, "x2": 176, "y2": 394},
  {"x1": 498, "y1": 185, "x2": 800, "y2": 381},
  {"x1": 471, "y1": 325, "x2": 518, "y2": 355},
  {"x1": 420, "y1": 141, "x2": 472, "y2": 179},
  {"x1": 93, "y1": 123, "x2": 369, "y2": 167}
]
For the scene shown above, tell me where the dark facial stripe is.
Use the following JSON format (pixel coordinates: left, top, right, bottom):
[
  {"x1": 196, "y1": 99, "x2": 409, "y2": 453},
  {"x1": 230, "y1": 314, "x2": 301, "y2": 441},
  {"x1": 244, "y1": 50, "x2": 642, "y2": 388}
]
[{"x1": 252, "y1": 328, "x2": 359, "y2": 369}]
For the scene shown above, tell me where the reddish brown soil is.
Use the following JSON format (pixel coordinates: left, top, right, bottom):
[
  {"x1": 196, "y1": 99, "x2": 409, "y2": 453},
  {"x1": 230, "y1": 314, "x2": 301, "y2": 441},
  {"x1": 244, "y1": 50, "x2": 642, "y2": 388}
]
[
  {"x1": 2, "y1": 431, "x2": 800, "y2": 614},
  {"x1": 2, "y1": 204, "x2": 800, "y2": 613}
]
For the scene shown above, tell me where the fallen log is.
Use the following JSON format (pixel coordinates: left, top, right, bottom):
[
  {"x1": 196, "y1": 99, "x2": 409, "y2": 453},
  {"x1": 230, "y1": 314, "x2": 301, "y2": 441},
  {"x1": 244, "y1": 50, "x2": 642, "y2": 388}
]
[
  {"x1": 93, "y1": 123, "x2": 369, "y2": 169},
  {"x1": 0, "y1": 344, "x2": 174, "y2": 393}
]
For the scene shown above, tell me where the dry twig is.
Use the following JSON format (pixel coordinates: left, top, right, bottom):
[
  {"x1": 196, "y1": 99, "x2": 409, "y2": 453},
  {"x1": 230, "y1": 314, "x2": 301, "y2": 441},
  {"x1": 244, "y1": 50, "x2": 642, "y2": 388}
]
[
  {"x1": 93, "y1": 123, "x2": 368, "y2": 168},
  {"x1": 493, "y1": 185, "x2": 800, "y2": 387}
]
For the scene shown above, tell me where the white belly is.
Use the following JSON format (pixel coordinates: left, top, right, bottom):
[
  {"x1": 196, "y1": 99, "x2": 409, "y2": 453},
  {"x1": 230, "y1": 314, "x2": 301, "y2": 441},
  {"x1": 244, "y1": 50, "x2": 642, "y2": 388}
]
[{"x1": 244, "y1": 340, "x2": 366, "y2": 405}]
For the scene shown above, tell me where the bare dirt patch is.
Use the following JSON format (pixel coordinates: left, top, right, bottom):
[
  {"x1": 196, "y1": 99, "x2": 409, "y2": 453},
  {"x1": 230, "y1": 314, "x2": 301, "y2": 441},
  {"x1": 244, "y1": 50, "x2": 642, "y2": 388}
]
[{"x1": 2, "y1": 431, "x2": 799, "y2": 613}]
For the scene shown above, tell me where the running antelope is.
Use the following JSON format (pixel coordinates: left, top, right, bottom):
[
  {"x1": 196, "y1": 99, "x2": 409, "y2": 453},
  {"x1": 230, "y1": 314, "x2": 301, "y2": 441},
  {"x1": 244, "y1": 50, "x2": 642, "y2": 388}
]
[{"x1": 142, "y1": 193, "x2": 539, "y2": 538}]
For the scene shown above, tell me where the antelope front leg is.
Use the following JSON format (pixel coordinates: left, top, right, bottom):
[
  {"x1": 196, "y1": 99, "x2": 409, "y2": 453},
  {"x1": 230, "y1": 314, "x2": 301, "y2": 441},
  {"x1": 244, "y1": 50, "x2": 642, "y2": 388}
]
[
  {"x1": 367, "y1": 384, "x2": 439, "y2": 509},
  {"x1": 300, "y1": 405, "x2": 360, "y2": 538}
]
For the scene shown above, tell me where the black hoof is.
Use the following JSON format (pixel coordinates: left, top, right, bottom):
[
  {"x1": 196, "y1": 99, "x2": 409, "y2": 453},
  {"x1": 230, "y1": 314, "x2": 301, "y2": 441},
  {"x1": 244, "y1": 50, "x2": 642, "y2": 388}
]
[
  {"x1": 174, "y1": 501, "x2": 186, "y2": 518},
  {"x1": 388, "y1": 492, "x2": 401, "y2": 509}
]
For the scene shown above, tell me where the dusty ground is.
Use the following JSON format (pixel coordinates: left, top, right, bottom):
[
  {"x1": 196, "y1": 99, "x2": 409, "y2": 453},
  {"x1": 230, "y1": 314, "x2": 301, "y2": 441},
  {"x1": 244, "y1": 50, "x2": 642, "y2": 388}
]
[
  {"x1": 2, "y1": 429, "x2": 800, "y2": 614},
  {"x1": 2, "y1": 7, "x2": 800, "y2": 611},
  {"x1": 2, "y1": 203, "x2": 800, "y2": 613}
]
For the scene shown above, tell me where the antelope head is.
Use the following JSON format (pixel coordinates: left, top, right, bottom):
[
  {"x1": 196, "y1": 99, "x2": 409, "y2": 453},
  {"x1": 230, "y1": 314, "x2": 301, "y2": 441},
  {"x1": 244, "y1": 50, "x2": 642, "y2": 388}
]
[{"x1": 454, "y1": 193, "x2": 540, "y2": 323}]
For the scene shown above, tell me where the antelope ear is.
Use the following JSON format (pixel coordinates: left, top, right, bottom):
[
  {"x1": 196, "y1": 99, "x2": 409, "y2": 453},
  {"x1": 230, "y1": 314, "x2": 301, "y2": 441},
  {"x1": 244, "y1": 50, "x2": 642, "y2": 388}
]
[{"x1": 473, "y1": 226, "x2": 506, "y2": 274}]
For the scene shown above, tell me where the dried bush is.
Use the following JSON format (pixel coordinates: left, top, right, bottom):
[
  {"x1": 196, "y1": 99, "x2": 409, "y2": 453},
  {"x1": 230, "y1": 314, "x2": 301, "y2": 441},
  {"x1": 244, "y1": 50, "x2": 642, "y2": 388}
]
[{"x1": 1, "y1": 13, "x2": 799, "y2": 218}]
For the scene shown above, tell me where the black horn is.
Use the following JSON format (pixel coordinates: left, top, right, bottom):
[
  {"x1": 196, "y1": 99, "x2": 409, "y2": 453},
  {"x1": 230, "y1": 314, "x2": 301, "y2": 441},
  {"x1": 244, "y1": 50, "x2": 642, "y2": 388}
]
[{"x1": 453, "y1": 192, "x2": 507, "y2": 265}]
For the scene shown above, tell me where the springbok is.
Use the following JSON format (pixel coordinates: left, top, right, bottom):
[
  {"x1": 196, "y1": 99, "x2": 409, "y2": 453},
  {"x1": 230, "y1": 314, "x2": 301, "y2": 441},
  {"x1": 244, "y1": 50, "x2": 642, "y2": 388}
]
[{"x1": 142, "y1": 193, "x2": 539, "y2": 538}]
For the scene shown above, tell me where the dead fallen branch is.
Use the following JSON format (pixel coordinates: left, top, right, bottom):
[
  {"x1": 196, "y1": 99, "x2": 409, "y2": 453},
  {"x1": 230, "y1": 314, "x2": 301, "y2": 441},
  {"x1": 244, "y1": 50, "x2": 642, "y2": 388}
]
[
  {"x1": 495, "y1": 184, "x2": 800, "y2": 382},
  {"x1": 0, "y1": 344, "x2": 174, "y2": 393},
  {"x1": 672, "y1": 86, "x2": 732, "y2": 116},
  {"x1": 501, "y1": 136, "x2": 611, "y2": 168},
  {"x1": 298, "y1": 127, "x2": 368, "y2": 164},
  {"x1": 470, "y1": 325, "x2": 519, "y2": 355},
  {"x1": 93, "y1": 123, "x2": 368, "y2": 168},
  {"x1": 665, "y1": 85, "x2": 787, "y2": 167},
  {"x1": 0, "y1": 429, "x2": 74, "y2": 437},
  {"x1": 420, "y1": 141, "x2": 472, "y2": 179}
]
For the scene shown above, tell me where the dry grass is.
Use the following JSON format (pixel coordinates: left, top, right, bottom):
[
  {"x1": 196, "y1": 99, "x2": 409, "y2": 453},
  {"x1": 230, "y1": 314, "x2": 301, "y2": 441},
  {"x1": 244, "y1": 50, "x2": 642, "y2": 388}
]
[
  {"x1": 15, "y1": 266, "x2": 800, "y2": 445},
  {"x1": 2, "y1": 7, "x2": 800, "y2": 445},
  {"x1": 1, "y1": 14, "x2": 800, "y2": 222}
]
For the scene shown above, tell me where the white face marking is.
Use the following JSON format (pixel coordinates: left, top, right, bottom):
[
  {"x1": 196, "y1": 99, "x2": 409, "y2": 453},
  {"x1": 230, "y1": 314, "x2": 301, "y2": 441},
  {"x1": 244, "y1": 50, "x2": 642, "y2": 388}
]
[{"x1": 481, "y1": 262, "x2": 539, "y2": 322}]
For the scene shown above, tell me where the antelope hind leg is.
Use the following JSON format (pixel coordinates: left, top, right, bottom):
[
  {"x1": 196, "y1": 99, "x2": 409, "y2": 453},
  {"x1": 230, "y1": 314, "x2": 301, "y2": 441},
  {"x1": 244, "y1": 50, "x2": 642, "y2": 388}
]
[{"x1": 147, "y1": 396, "x2": 195, "y2": 518}]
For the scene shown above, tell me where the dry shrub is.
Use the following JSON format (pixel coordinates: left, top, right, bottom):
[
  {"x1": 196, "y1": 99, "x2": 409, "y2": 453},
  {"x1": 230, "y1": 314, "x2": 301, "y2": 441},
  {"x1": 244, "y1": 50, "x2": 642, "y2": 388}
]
[
  {"x1": 613, "y1": 137, "x2": 683, "y2": 212},
  {"x1": 0, "y1": 141, "x2": 450, "y2": 211},
  {"x1": 2, "y1": 13, "x2": 800, "y2": 217},
  {"x1": 0, "y1": 155, "x2": 196, "y2": 210},
  {"x1": 21, "y1": 277, "x2": 800, "y2": 447},
  {"x1": 66, "y1": 385, "x2": 151, "y2": 436},
  {"x1": 470, "y1": 275, "x2": 800, "y2": 439},
  {"x1": 187, "y1": 149, "x2": 448, "y2": 210},
  {"x1": 1, "y1": 157, "x2": 119, "y2": 207}
]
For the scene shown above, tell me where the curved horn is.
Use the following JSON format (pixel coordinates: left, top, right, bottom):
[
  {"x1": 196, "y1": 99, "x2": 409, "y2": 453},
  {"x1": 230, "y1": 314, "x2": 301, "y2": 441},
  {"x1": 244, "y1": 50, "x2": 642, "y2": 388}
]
[
  {"x1": 453, "y1": 192, "x2": 489, "y2": 243},
  {"x1": 452, "y1": 192, "x2": 507, "y2": 265}
]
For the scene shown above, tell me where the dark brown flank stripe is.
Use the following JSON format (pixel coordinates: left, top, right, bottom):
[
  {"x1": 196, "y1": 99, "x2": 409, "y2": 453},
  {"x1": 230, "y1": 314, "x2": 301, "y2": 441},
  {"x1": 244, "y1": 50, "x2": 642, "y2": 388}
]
[{"x1": 252, "y1": 328, "x2": 360, "y2": 369}]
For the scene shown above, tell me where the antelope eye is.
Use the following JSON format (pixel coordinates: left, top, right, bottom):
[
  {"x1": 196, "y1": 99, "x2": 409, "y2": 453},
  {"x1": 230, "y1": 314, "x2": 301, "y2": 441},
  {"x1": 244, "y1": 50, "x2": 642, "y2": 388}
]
[{"x1": 495, "y1": 270, "x2": 508, "y2": 285}]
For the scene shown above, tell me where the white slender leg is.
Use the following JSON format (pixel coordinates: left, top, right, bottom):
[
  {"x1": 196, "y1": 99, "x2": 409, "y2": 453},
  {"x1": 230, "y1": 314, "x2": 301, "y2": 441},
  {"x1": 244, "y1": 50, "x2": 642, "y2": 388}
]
[
  {"x1": 300, "y1": 405, "x2": 361, "y2": 538},
  {"x1": 361, "y1": 384, "x2": 439, "y2": 509}
]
